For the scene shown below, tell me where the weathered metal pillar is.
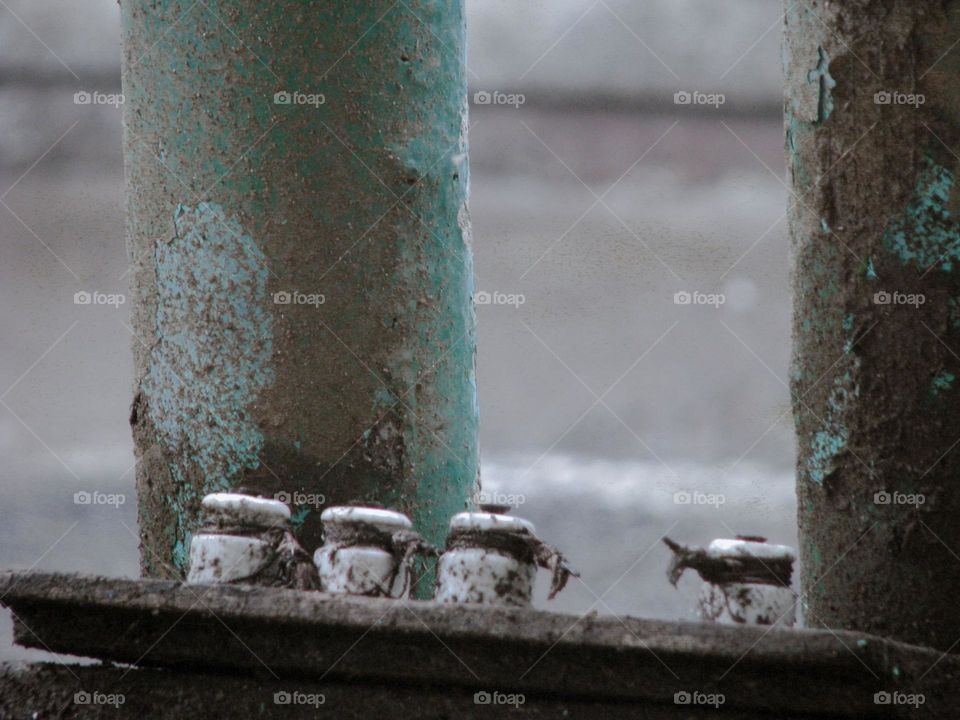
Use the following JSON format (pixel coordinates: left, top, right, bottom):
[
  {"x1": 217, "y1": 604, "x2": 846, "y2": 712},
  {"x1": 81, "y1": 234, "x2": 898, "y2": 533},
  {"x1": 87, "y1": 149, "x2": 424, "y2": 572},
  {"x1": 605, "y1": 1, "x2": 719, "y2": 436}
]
[
  {"x1": 786, "y1": 1, "x2": 960, "y2": 649},
  {"x1": 120, "y1": 1, "x2": 478, "y2": 577}
]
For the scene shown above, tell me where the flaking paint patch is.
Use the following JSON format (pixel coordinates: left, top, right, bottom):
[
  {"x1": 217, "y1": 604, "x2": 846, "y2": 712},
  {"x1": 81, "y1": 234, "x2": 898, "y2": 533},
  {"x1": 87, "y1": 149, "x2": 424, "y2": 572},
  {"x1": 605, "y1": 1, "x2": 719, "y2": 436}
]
[
  {"x1": 289, "y1": 507, "x2": 310, "y2": 531},
  {"x1": 808, "y1": 360, "x2": 858, "y2": 485},
  {"x1": 884, "y1": 154, "x2": 959, "y2": 271},
  {"x1": 144, "y1": 202, "x2": 274, "y2": 502},
  {"x1": 168, "y1": 463, "x2": 197, "y2": 571},
  {"x1": 931, "y1": 370, "x2": 955, "y2": 397},
  {"x1": 949, "y1": 298, "x2": 960, "y2": 330},
  {"x1": 807, "y1": 47, "x2": 835, "y2": 123}
]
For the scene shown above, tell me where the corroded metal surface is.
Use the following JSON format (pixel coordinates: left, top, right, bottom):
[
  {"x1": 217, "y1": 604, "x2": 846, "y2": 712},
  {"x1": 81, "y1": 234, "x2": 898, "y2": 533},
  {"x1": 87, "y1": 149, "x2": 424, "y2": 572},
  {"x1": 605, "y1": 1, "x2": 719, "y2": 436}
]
[
  {"x1": 785, "y1": 1, "x2": 960, "y2": 649},
  {"x1": 2, "y1": 572, "x2": 957, "y2": 717},
  {"x1": 119, "y1": 1, "x2": 478, "y2": 577}
]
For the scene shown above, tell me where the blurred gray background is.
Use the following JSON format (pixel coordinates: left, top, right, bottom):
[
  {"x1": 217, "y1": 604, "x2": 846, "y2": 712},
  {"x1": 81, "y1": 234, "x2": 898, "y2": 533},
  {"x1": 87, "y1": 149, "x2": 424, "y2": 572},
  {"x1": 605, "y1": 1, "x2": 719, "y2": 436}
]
[{"x1": 0, "y1": 0, "x2": 792, "y2": 661}]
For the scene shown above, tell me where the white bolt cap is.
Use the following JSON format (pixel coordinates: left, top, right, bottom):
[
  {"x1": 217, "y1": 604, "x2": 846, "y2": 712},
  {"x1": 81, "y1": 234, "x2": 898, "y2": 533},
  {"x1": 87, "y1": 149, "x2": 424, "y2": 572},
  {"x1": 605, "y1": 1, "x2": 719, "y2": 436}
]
[
  {"x1": 320, "y1": 506, "x2": 412, "y2": 531},
  {"x1": 449, "y1": 511, "x2": 535, "y2": 535},
  {"x1": 201, "y1": 492, "x2": 291, "y2": 527},
  {"x1": 706, "y1": 538, "x2": 795, "y2": 561}
]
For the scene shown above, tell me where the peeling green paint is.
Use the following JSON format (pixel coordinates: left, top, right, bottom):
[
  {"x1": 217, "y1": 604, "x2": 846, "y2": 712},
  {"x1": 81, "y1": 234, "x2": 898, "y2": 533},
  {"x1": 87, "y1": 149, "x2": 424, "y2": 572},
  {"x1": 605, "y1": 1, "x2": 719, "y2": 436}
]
[
  {"x1": 883, "y1": 154, "x2": 959, "y2": 272},
  {"x1": 949, "y1": 298, "x2": 960, "y2": 330},
  {"x1": 810, "y1": 428, "x2": 847, "y2": 485},
  {"x1": 785, "y1": 113, "x2": 814, "y2": 189},
  {"x1": 865, "y1": 257, "x2": 878, "y2": 280},
  {"x1": 167, "y1": 463, "x2": 205, "y2": 572},
  {"x1": 808, "y1": 47, "x2": 836, "y2": 123},
  {"x1": 808, "y1": 365, "x2": 858, "y2": 485},
  {"x1": 172, "y1": 536, "x2": 190, "y2": 571},
  {"x1": 289, "y1": 507, "x2": 310, "y2": 531},
  {"x1": 931, "y1": 370, "x2": 955, "y2": 397},
  {"x1": 146, "y1": 202, "x2": 273, "y2": 484},
  {"x1": 143, "y1": 202, "x2": 273, "y2": 556}
]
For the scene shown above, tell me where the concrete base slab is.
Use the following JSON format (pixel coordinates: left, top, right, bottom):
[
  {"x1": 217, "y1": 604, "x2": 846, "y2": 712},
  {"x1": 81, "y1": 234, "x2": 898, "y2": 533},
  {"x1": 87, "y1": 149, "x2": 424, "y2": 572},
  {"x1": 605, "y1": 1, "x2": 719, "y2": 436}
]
[{"x1": 0, "y1": 572, "x2": 955, "y2": 717}]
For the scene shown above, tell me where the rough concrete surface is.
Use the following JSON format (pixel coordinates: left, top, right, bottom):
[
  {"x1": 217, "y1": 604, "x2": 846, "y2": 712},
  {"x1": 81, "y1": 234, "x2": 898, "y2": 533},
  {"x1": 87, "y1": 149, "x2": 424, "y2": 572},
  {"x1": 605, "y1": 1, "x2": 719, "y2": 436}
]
[{"x1": 1, "y1": 572, "x2": 957, "y2": 717}]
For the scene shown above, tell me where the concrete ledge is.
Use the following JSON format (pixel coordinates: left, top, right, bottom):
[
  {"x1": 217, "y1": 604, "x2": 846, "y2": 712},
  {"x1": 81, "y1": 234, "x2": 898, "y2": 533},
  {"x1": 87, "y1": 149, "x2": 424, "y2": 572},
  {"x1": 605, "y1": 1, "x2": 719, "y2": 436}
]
[{"x1": 1, "y1": 572, "x2": 956, "y2": 717}]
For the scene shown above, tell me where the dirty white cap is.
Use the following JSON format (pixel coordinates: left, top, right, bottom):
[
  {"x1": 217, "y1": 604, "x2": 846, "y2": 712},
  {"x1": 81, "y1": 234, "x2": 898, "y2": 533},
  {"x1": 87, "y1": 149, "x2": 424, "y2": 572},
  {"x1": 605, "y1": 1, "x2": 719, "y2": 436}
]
[
  {"x1": 202, "y1": 492, "x2": 291, "y2": 526},
  {"x1": 707, "y1": 538, "x2": 795, "y2": 561},
  {"x1": 449, "y1": 511, "x2": 535, "y2": 535},
  {"x1": 321, "y1": 506, "x2": 412, "y2": 531}
]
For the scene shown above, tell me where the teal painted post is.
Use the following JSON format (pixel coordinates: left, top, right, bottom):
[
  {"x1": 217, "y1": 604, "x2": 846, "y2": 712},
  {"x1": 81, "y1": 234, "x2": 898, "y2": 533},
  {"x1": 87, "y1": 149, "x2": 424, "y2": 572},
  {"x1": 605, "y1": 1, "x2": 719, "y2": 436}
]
[
  {"x1": 120, "y1": 1, "x2": 478, "y2": 582},
  {"x1": 785, "y1": 1, "x2": 960, "y2": 648}
]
